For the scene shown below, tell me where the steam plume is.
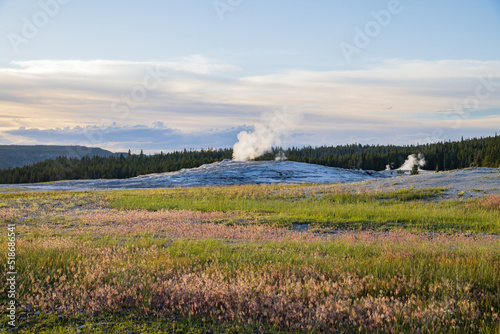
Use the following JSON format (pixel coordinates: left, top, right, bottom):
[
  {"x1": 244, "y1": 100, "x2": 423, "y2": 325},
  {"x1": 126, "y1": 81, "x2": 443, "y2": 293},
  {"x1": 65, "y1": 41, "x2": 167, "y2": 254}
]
[
  {"x1": 232, "y1": 108, "x2": 301, "y2": 161},
  {"x1": 398, "y1": 153, "x2": 426, "y2": 170},
  {"x1": 275, "y1": 150, "x2": 287, "y2": 161}
]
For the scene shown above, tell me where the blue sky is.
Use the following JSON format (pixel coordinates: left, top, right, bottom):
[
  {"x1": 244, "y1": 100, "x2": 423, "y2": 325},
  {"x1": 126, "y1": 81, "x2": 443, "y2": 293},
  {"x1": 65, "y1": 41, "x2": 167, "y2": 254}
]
[{"x1": 0, "y1": 0, "x2": 499, "y2": 153}]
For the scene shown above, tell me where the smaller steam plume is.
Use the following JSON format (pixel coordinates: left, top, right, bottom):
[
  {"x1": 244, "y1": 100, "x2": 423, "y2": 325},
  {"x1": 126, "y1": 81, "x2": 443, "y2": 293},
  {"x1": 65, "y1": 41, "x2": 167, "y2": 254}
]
[
  {"x1": 275, "y1": 150, "x2": 287, "y2": 161},
  {"x1": 398, "y1": 153, "x2": 426, "y2": 170},
  {"x1": 232, "y1": 108, "x2": 301, "y2": 161}
]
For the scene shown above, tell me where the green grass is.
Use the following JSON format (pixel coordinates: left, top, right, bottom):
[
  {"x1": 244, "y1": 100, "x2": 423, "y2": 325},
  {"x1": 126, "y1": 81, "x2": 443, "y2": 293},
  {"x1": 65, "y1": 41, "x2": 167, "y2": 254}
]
[
  {"x1": 3, "y1": 234, "x2": 500, "y2": 333},
  {"x1": 0, "y1": 187, "x2": 26, "y2": 193},
  {"x1": 1, "y1": 186, "x2": 499, "y2": 333},
  {"x1": 106, "y1": 185, "x2": 500, "y2": 233},
  {"x1": 12, "y1": 314, "x2": 292, "y2": 334}
]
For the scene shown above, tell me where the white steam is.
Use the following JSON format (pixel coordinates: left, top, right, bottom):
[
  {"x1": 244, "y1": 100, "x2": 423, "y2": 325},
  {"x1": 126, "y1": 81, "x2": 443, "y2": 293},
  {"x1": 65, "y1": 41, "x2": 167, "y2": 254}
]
[
  {"x1": 232, "y1": 108, "x2": 301, "y2": 161},
  {"x1": 275, "y1": 150, "x2": 288, "y2": 161},
  {"x1": 398, "y1": 153, "x2": 426, "y2": 170}
]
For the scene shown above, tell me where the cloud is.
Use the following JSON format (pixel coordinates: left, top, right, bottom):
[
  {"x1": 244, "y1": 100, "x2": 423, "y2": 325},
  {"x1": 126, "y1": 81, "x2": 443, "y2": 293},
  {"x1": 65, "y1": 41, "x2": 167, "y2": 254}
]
[
  {"x1": 5, "y1": 123, "x2": 252, "y2": 153},
  {"x1": 0, "y1": 57, "x2": 499, "y2": 148},
  {"x1": 8, "y1": 55, "x2": 239, "y2": 75}
]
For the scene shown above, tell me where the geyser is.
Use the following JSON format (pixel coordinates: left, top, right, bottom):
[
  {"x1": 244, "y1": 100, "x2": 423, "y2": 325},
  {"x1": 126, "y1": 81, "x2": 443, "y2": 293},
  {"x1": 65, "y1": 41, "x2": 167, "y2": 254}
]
[
  {"x1": 398, "y1": 153, "x2": 426, "y2": 170},
  {"x1": 232, "y1": 108, "x2": 301, "y2": 161}
]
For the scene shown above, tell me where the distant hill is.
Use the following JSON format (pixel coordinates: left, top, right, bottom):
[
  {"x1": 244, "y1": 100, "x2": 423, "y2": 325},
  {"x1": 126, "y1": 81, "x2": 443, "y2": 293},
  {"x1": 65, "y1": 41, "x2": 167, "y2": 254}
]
[{"x1": 0, "y1": 145, "x2": 124, "y2": 169}]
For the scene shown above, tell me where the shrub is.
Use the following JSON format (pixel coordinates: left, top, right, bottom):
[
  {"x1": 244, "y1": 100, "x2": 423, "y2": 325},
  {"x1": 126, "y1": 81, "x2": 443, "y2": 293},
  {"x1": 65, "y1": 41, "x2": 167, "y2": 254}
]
[{"x1": 410, "y1": 164, "x2": 419, "y2": 175}]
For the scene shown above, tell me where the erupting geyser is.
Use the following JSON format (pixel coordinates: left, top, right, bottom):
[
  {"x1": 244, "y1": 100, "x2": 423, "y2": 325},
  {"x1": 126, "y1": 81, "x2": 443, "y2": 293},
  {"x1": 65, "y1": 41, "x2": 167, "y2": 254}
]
[
  {"x1": 398, "y1": 153, "x2": 426, "y2": 170},
  {"x1": 232, "y1": 108, "x2": 301, "y2": 161}
]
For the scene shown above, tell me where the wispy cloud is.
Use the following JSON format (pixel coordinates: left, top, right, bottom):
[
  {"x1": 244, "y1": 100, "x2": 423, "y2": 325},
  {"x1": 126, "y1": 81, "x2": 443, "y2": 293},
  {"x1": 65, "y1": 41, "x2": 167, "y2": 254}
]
[
  {"x1": 0, "y1": 57, "x2": 499, "y2": 148},
  {"x1": 8, "y1": 55, "x2": 239, "y2": 75},
  {"x1": 5, "y1": 123, "x2": 252, "y2": 153}
]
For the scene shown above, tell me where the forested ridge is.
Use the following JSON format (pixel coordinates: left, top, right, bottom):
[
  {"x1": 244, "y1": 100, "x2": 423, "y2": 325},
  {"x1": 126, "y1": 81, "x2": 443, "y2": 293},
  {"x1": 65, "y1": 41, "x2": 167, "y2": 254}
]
[
  {"x1": 0, "y1": 145, "x2": 120, "y2": 169},
  {"x1": 0, "y1": 135, "x2": 498, "y2": 184},
  {"x1": 259, "y1": 135, "x2": 500, "y2": 171}
]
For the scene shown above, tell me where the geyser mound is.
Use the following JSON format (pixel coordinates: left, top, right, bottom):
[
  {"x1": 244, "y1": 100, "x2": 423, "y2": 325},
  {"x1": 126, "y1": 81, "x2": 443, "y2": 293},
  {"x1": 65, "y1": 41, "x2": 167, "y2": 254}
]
[{"x1": 11, "y1": 160, "x2": 389, "y2": 191}]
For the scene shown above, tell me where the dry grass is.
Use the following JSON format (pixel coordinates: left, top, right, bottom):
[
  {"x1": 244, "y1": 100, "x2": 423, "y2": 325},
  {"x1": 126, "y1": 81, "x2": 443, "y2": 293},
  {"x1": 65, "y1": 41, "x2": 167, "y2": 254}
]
[
  {"x1": 477, "y1": 194, "x2": 500, "y2": 211},
  {"x1": 9, "y1": 229, "x2": 500, "y2": 333},
  {"x1": 1, "y1": 189, "x2": 499, "y2": 333}
]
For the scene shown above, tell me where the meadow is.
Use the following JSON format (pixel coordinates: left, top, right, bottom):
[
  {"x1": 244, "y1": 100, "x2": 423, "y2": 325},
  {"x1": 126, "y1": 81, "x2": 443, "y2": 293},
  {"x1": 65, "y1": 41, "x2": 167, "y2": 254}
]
[{"x1": 0, "y1": 184, "x2": 499, "y2": 333}]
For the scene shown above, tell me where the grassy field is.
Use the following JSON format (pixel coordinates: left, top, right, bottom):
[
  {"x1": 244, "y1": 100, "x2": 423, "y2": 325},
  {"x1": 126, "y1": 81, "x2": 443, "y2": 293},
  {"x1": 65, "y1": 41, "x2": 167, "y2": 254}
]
[
  {"x1": 108, "y1": 185, "x2": 500, "y2": 233},
  {"x1": 0, "y1": 185, "x2": 499, "y2": 333}
]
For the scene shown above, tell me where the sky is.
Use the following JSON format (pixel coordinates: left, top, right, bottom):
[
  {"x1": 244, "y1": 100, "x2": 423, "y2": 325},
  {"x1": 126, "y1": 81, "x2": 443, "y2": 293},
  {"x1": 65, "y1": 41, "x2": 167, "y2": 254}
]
[{"x1": 0, "y1": 0, "x2": 499, "y2": 153}]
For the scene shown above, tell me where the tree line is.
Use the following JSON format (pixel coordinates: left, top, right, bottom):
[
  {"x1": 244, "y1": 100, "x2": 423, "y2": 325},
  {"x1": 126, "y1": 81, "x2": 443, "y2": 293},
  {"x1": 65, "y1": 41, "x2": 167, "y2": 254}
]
[
  {"x1": 0, "y1": 149, "x2": 232, "y2": 184},
  {"x1": 0, "y1": 135, "x2": 498, "y2": 184},
  {"x1": 258, "y1": 135, "x2": 500, "y2": 171}
]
